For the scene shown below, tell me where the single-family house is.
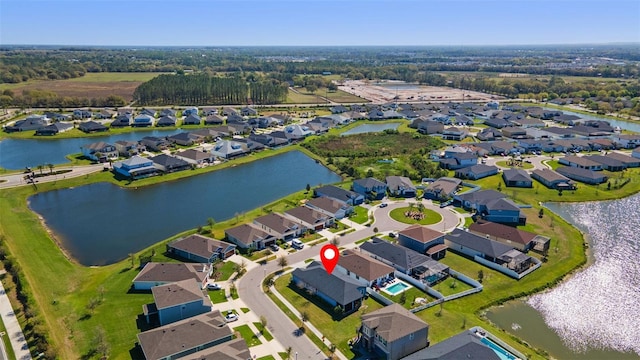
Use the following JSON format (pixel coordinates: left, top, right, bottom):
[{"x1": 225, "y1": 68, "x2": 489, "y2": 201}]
[
  {"x1": 117, "y1": 107, "x2": 134, "y2": 116},
  {"x1": 314, "y1": 185, "x2": 364, "y2": 205},
  {"x1": 73, "y1": 109, "x2": 92, "y2": 119},
  {"x1": 469, "y1": 220, "x2": 550, "y2": 252},
  {"x1": 182, "y1": 107, "x2": 199, "y2": 116},
  {"x1": 144, "y1": 279, "x2": 212, "y2": 326},
  {"x1": 113, "y1": 155, "x2": 158, "y2": 179},
  {"x1": 174, "y1": 149, "x2": 214, "y2": 166},
  {"x1": 166, "y1": 234, "x2": 236, "y2": 263},
  {"x1": 80, "y1": 141, "x2": 118, "y2": 162},
  {"x1": 556, "y1": 166, "x2": 607, "y2": 184},
  {"x1": 205, "y1": 114, "x2": 224, "y2": 125},
  {"x1": 305, "y1": 197, "x2": 353, "y2": 219},
  {"x1": 501, "y1": 127, "x2": 528, "y2": 139},
  {"x1": 165, "y1": 132, "x2": 193, "y2": 146},
  {"x1": 151, "y1": 154, "x2": 190, "y2": 173},
  {"x1": 417, "y1": 120, "x2": 444, "y2": 135},
  {"x1": 401, "y1": 328, "x2": 502, "y2": 360},
  {"x1": 360, "y1": 238, "x2": 449, "y2": 284},
  {"x1": 386, "y1": 176, "x2": 416, "y2": 198},
  {"x1": 137, "y1": 311, "x2": 237, "y2": 360},
  {"x1": 502, "y1": 169, "x2": 533, "y2": 188},
  {"x1": 241, "y1": 106, "x2": 257, "y2": 116},
  {"x1": 335, "y1": 250, "x2": 395, "y2": 288},
  {"x1": 35, "y1": 122, "x2": 73, "y2": 136},
  {"x1": 614, "y1": 134, "x2": 640, "y2": 149},
  {"x1": 132, "y1": 262, "x2": 211, "y2": 291},
  {"x1": 483, "y1": 117, "x2": 511, "y2": 129},
  {"x1": 424, "y1": 177, "x2": 461, "y2": 201},
  {"x1": 531, "y1": 168, "x2": 576, "y2": 190},
  {"x1": 113, "y1": 140, "x2": 145, "y2": 157},
  {"x1": 605, "y1": 152, "x2": 640, "y2": 168},
  {"x1": 45, "y1": 112, "x2": 70, "y2": 121},
  {"x1": 360, "y1": 304, "x2": 430, "y2": 360},
  {"x1": 454, "y1": 164, "x2": 499, "y2": 180},
  {"x1": 476, "y1": 127, "x2": 503, "y2": 141},
  {"x1": 442, "y1": 127, "x2": 468, "y2": 141},
  {"x1": 353, "y1": 177, "x2": 388, "y2": 200},
  {"x1": 559, "y1": 156, "x2": 603, "y2": 170},
  {"x1": 156, "y1": 115, "x2": 177, "y2": 127},
  {"x1": 398, "y1": 225, "x2": 446, "y2": 255},
  {"x1": 210, "y1": 140, "x2": 248, "y2": 159},
  {"x1": 330, "y1": 105, "x2": 348, "y2": 114},
  {"x1": 225, "y1": 223, "x2": 276, "y2": 250},
  {"x1": 94, "y1": 109, "x2": 114, "y2": 119},
  {"x1": 253, "y1": 213, "x2": 306, "y2": 241},
  {"x1": 140, "y1": 108, "x2": 157, "y2": 117},
  {"x1": 284, "y1": 124, "x2": 313, "y2": 140},
  {"x1": 291, "y1": 261, "x2": 366, "y2": 313},
  {"x1": 78, "y1": 121, "x2": 108, "y2": 133},
  {"x1": 140, "y1": 136, "x2": 170, "y2": 152},
  {"x1": 284, "y1": 206, "x2": 333, "y2": 231},
  {"x1": 133, "y1": 114, "x2": 155, "y2": 127},
  {"x1": 110, "y1": 114, "x2": 133, "y2": 127},
  {"x1": 183, "y1": 114, "x2": 201, "y2": 126},
  {"x1": 445, "y1": 229, "x2": 534, "y2": 274},
  {"x1": 221, "y1": 107, "x2": 238, "y2": 116},
  {"x1": 584, "y1": 155, "x2": 626, "y2": 172},
  {"x1": 248, "y1": 133, "x2": 290, "y2": 148},
  {"x1": 456, "y1": 190, "x2": 526, "y2": 225},
  {"x1": 439, "y1": 153, "x2": 478, "y2": 170},
  {"x1": 632, "y1": 148, "x2": 640, "y2": 160}
]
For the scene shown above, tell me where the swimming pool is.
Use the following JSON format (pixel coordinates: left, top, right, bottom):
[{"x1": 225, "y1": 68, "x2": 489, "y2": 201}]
[
  {"x1": 480, "y1": 337, "x2": 519, "y2": 360},
  {"x1": 383, "y1": 282, "x2": 409, "y2": 296}
]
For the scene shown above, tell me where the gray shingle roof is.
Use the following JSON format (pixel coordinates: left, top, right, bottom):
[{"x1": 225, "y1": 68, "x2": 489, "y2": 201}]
[
  {"x1": 360, "y1": 238, "x2": 431, "y2": 270},
  {"x1": 168, "y1": 234, "x2": 235, "y2": 261},
  {"x1": 502, "y1": 169, "x2": 532, "y2": 182},
  {"x1": 315, "y1": 185, "x2": 359, "y2": 202},
  {"x1": 353, "y1": 177, "x2": 386, "y2": 189},
  {"x1": 133, "y1": 262, "x2": 208, "y2": 285},
  {"x1": 445, "y1": 229, "x2": 514, "y2": 258},
  {"x1": 400, "y1": 330, "x2": 500, "y2": 360},
  {"x1": 291, "y1": 262, "x2": 364, "y2": 306},
  {"x1": 361, "y1": 303, "x2": 429, "y2": 343},
  {"x1": 151, "y1": 279, "x2": 210, "y2": 310}
]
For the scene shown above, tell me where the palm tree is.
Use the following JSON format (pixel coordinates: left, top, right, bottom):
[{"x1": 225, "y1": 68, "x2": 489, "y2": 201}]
[
  {"x1": 37, "y1": 164, "x2": 43, "y2": 175},
  {"x1": 416, "y1": 202, "x2": 425, "y2": 213},
  {"x1": 47, "y1": 163, "x2": 54, "y2": 174}
]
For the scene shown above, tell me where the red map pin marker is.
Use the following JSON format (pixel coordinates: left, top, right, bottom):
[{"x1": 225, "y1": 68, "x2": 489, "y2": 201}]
[{"x1": 320, "y1": 244, "x2": 339, "y2": 275}]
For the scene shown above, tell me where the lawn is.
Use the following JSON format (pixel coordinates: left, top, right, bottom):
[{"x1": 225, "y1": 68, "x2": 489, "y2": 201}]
[
  {"x1": 349, "y1": 206, "x2": 369, "y2": 224},
  {"x1": 327, "y1": 221, "x2": 349, "y2": 233},
  {"x1": 389, "y1": 207, "x2": 442, "y2": 225},
  {"x1": 233, "y1": 324, "x2": 262, "y2": 347},
  {"x1": 253, "y1": 322, "x2": 274, "y2": 341},
  {"x1": 495, "y1": 160, "x2": 534, "y2": 170},
  {"x1": 379, "y1": 286, "x2": 431, "y2": 310},
  {"x1": 433, "y1": 276, "x2": 474, "y2": 297},
  {"x1": 208, "y1": 289, "x2": 228, "y2": 304},
  {"x1": 213, "y1": 261, "x2": 236, "y2": 281}
]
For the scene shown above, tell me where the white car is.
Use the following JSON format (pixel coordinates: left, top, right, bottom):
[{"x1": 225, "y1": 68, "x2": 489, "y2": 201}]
[
  {"x1": 207, "y1": 283, "x2": 221, "y2": 290},
  {"x1": 291, "y1": 239, "x2": 304, "y2": 249},
  {"x1": 225, "y1": 311, "x2": 238, "y2": 322}
]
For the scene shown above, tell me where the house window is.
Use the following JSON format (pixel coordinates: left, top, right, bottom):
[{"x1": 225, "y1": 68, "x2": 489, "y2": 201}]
[
  {"x1": 355, "y1": 275, "x2": 359, "y2": 280},
  {"x1": 346, "y1": 270, "x2": 350, "y2": 276},
  {"x1": 409, "y1": 333, "x2": 415, "y2": 340}
]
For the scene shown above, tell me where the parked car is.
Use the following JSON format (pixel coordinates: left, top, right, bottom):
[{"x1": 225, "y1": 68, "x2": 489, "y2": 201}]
[
  {"x1": 291, "y1": 239, "x2": 304, "y2": 249},
  {"x1": 207, "y1": 283, "x2": 221, "y2": 290},
  {"x1": 269, "y1": 243, "x2": 280, "y2": 252},
  {"x1": 225, "y1": 311, "x2": 238, "y2": 322},
  {"x1": 379, "y1": 203, "x2": 388, "y2": 208}
]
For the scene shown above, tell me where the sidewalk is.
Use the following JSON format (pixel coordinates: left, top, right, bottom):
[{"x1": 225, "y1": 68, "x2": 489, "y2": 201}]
[{"x1": 0, "y1": 271, "x2": 32, "y2": 360}]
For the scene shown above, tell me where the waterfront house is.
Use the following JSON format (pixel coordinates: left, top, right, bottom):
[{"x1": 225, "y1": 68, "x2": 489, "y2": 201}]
[
  {"x1": 150, "y1": 154, "x2": 191, "y2": 173},
  {"x1": 398, "y1": 225, "x2": 445, "y2": 255},
  {"x1": 156, "y1": 115, "x2": 177, "y2": 127},
  {"x1": 284, "y1": 206, "x2": 333, "y2": 231},
  {"x1": 167, "y1": 132, "x2": 200, "y2": 146},
  {"x1": 284, "y1": 124, "x2": 313, "y2": 140},
  {"x1": 253, "y1": 213, "x2": 306, "y2": 241},
  {"x1": 166, "y1": 234, "x2": 236, "y2": 263},
  {"x1": 584, "y1": 155, "x2": 626, "y2": 172},
  {"x1": 137, "y1": 311, "x2": 242, "y2": 360},
  {"x1": 445, "y1": 229, "x2": 535, "y2": 274},
  {"x1": 225, "y1": 223, "x2": 276, "y2": 250},
  {"x1": 80, "y1": 141, "x2": 118, "y2": 162},
  {"x1": 360, "y1": 238, "x2": 449, "y2": 284},
  {"x1": 304, "y1": 197, "x2": 353, "y2": 219},
  {"x1": 133, "y1": 114, "x2": 155, "y2": 127},
  {"x1": 502, "y1": 169, "x2": 533, "y2": 188},
  {"x1": 469, "y1": 220, "x2": 550, "y2": 252},
  {"x1": 314, "y1": 185, "x2": 364, "y2": 205},
  {"x1": 559, "y1": 156, "x2": 603, "y2": 171},
  {"x1": 248, "y1": 133, "x2": 290, "y2": 148},
  {"x1": 113, "y1": 155, "x2": 158, "y2": 179},
  {"x1": 110, "y1": 114, "x2": 133, "y2": 127},
  {"x1": 144, "y1": 279, "x2": 212, "y2": 326},
  {"x1": 132, "y1": 262, "x2": 211, "y2": 291},
  {"x1": 78, "y1": 121, "x2": 108, "y2": 133},
  {"x1": 531, "y1": 168, "x2": 576, "y2": 190},
  {"x1": 335, "y1": 250, "x2": 395, "y2": 288},
  {"x1": 140, "y1": 136, "x2": 170, "y2": 152},
  {"x1": 614, "y1": 134, "x2": 640, "y2": 149},
  {"x1": 456, "y1": 190, "x2": 526, "y2": 225},
  {"x1": 35, "y1": 122, "x2": 73, "y2": 136},
  {"x1": 605, "y1": 152, "x2": 640, "y2": 168},
  {"x1": 632, "y1": 148, "x2": 640, "y2": 160},
  {"x1": 424, "y1": 177, "x2": 461, "y2": 201},
  {"x1": 556, "y1": 166, "x2": 607, "y2": 184},
  {"x1": 386, "y1": 176, "x2": 417, "y2": 198},
  {"x1": 454, "y1": 164, "x2": 499, "y2": 180},
  {"x1": 401, "y1": 328, "x2": 501, "y2": 360},
  {"x1": 210, "y1": 140, "x2": 248, "y2": 159},
  {"x1": 174, "y1": 149, "x2": 214, "y2": 166},
  {"x1": 353, "y1": 177, "x2": 388, "y2": 200},
  {"x1": 291, "y1": 261, "x2": 366, "y2": 313},
  {"x1": 114, "y1": 140, "x2": 145, "y2": 157},
  {"x1": 360, "y1": 304, "x2": 430, "y2": 360}
]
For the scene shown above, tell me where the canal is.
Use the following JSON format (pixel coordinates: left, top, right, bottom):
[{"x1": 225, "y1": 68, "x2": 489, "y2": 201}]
[
  {"x1": 341, "y1": 122, "x2": 401, "y2": 136},
  {"x1": 28, "y1": 150, "x2": 342, "y2": 266}
]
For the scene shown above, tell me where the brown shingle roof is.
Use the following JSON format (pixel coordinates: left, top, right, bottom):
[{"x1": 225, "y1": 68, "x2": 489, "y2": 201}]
[
  {"x1": 361, "y1": 303, "x2": 429, "y2": 342},
  {"x1": 305, "y1": 197, "x2": 347, "y2": 214},
  {"x1": 168, "y1": 234, "x2": 235, "y2": 260},
  {"x1": 254, "y1": 213, "x2": 300, "y2": 234},
  {"x1": 179, "y1": 338, "x2": 251, "y2": 360},
  {"x1": 137, "y1": 311, "x2": 231, "y2": 360},
  {"x1": 468, "y1": 220, "x2": 536, "y2": 246},
  {"x1": 133, "y1": 262, "x2": 208, "y2": 285},
  {"x1": 151, "y1": 279, "x2": 211, "y2": 310},
  {"x1": 338, "y1": 250, "x2": 394, "y2": 282},
  {"x1": 225, "y1": 224, "x2": 271, "y2": 246},
  {"x1": 285, "y1": 206, "x2": 328, "y2": 225},
  {"x1": 399, "y1": 225, "x2": 444, "y2": 244}
]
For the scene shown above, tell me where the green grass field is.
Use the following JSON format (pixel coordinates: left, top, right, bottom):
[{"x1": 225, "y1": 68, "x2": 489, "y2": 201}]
[
  {"x1": 349, "y1": 206, "x2": 369, "y2": 224},
  {"x1": 233, "y1": 324, "x2": 262, "y2": 347},
  {"x1": 389, "y1": 207, "x2": 442, "y2": 225},
  {"x1": 495, "y1": 160, "x2": 534, "y2": 170}
]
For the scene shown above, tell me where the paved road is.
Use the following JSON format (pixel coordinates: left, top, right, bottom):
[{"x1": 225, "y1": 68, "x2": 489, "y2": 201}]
[
  {"x1": 0, "y1": 164, "x2": 104, "y2": 189},
  {"x1": 483, "y1": 154, "x2": 552, "y2": 172},
  {"x1": 0, "y1": 271, "x2": 31, "y2": 360},
  {"x1": 237, "y1": 199, "x2": 464, "y2": 358}
]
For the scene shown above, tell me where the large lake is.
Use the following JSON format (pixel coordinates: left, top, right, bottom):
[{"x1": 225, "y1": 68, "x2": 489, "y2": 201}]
[
  {"x1": 0, "y1": 129, "x2": 181, "y2": 170},
  {"x1": 487, "y1": 193, "x2": 640, "y2": 359},
  {"x1": 341, "y1": 122, "x2": 400, "y2": 136},
  {"x1": 29, "y1": 150, "x2": 342, "y2": 266}
]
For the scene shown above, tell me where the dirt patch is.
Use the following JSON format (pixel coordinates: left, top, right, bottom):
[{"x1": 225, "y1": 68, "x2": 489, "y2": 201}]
[
  {"x1": 10, "y1": 80, "x2": 142, "y2": 100},
  {"x1": 339, "y1": 79, "x2": 502, "y2": 104}
]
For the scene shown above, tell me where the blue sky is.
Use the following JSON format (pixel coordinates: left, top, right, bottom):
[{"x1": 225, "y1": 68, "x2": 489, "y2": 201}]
[{"x1": 1, "y1": 0, "x2": 638, "y2": 46}]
